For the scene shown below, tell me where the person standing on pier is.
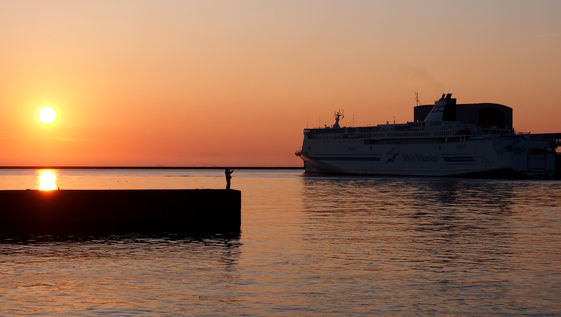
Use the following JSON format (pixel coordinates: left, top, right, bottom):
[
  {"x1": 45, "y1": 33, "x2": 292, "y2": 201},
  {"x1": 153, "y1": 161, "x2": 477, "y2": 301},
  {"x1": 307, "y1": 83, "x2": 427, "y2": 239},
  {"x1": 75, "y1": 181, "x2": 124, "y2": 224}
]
[{"x1": 225, "y1": 168, "x2": 234, "y2": 190}]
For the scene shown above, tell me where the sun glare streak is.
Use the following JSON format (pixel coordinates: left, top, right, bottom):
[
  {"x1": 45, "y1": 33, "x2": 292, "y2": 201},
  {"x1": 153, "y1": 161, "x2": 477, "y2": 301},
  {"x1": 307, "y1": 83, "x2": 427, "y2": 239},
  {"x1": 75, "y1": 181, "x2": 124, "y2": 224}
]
[{"x1": 38, "y1": 170, "x2": 58, "y2": 190}]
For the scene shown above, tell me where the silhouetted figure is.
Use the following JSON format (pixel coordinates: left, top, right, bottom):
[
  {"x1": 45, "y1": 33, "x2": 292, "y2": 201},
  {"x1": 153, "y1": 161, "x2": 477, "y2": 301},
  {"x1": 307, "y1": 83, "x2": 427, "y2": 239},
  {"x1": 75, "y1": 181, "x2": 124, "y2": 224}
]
[{"x1": 225, "y1": 168, "x2": 234, "y2": 190}]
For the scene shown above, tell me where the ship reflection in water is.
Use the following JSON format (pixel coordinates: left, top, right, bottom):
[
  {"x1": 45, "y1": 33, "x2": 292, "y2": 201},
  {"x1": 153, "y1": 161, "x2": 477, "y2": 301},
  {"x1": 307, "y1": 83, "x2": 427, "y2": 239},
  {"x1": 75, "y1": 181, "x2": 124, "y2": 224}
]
[
  {"x1": 38, "y1": 169, "x2": 57, "y2": 190},
  {"x1": 301, "y1": 176, "x2": 561, "y2": 314}
]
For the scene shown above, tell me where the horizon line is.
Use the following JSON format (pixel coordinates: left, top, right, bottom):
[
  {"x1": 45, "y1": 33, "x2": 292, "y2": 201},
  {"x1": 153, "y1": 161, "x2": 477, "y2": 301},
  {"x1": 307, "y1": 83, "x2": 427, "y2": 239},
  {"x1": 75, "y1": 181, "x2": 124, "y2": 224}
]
[{"x1": 0, "y1": 166, "x2": 304, "y2": 170}]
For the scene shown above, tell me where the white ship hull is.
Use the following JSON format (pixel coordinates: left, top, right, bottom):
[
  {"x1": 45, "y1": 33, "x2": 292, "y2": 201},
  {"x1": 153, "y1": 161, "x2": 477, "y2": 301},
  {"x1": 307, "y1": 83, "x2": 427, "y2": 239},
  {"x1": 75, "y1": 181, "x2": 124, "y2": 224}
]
[{"x1": 299, "y1": 136, "x2": 555, "y2": 177}]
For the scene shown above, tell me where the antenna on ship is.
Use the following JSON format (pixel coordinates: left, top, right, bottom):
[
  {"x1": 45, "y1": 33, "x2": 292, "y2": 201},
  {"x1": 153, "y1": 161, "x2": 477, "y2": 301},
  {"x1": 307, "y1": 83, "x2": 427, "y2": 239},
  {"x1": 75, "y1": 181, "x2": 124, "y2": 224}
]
[
  {"x1": 333, "y1": 110, "x2": 344, "y2": 128},
  {"x1": 415, "y1": 91, "x2": 420, "y2": 107}
]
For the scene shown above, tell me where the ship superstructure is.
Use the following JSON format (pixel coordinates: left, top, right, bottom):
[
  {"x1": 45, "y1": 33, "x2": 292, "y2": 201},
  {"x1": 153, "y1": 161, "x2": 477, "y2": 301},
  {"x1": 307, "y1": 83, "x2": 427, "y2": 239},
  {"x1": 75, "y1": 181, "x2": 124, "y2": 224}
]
[{"x1": 297, "y1": 94, "x2": 561, "y2": 177}]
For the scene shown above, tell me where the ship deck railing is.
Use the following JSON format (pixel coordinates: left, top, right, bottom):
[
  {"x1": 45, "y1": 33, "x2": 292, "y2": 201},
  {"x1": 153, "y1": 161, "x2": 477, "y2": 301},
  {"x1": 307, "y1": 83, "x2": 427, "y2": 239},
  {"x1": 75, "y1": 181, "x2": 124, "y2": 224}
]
[{"x1": 530, "y1": 133, "x2": 561, "y2": 148}]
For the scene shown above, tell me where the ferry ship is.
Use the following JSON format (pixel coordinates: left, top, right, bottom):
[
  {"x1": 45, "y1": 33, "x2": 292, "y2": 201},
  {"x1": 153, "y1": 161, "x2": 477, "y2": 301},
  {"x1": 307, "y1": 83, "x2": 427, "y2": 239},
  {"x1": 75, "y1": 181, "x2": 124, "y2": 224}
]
[{"x1": 296, "y1": 94, "x2": 561, "y2": 177}]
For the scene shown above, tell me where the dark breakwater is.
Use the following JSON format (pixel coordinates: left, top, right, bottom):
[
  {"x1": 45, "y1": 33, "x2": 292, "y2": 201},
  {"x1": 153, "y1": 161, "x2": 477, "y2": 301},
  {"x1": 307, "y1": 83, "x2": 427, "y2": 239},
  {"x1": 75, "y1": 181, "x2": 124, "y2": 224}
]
[{"x1": 0, "y1": 189, "x2": 241, "y2": 237}]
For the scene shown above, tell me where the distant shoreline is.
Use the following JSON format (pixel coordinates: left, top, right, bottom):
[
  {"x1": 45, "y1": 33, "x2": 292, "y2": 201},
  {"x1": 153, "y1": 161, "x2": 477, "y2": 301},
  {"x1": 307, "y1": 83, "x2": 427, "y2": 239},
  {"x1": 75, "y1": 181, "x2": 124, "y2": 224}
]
[{"x1": 0, "y1": 166, "x2": 304, "y2": 170}]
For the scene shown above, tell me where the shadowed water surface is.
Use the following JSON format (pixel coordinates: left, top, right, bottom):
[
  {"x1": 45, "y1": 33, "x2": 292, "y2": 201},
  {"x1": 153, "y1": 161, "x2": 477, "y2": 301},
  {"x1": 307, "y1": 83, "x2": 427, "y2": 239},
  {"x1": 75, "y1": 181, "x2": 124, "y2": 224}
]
[{"x1": 0, "y1": 169, "x2": 560, "y2": 315}]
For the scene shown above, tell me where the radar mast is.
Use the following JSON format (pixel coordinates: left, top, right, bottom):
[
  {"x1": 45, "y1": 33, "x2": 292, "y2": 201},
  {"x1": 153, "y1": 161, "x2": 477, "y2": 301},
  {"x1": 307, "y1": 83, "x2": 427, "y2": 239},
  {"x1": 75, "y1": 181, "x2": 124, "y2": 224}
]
[{"x1": 333, "y1": 110, "x2": 344, "y2": 128}]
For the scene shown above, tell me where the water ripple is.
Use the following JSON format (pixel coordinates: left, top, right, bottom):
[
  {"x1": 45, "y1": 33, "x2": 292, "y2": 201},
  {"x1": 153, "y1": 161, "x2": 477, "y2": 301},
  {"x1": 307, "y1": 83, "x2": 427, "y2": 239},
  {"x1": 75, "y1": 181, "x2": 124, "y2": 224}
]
[{"x1": 0, "y1": 170, "x2": 560, "y2": 315}]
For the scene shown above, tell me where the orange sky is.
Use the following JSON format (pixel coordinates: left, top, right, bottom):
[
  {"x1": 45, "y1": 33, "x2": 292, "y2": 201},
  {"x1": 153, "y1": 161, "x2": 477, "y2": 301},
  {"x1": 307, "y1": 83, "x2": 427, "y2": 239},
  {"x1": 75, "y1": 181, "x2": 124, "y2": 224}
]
[{"x1": 1, "y1": 1, "x2": 560, "y2": 166}]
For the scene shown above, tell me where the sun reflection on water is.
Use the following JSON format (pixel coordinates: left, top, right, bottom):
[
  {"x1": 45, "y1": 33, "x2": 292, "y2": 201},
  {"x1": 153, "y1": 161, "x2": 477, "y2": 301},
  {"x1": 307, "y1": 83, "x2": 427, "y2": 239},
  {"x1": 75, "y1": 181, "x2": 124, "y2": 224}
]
[{"x1": 38, "y1": 170, "x2": 57, "y2": 190}]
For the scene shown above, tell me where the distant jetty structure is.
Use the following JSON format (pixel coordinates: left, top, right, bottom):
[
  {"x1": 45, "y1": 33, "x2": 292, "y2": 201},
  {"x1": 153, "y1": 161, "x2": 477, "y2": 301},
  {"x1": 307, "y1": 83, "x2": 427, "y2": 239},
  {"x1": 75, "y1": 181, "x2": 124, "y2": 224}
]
[{"x1": 0, "y1": 189, "x2": 241, "y2": 237}]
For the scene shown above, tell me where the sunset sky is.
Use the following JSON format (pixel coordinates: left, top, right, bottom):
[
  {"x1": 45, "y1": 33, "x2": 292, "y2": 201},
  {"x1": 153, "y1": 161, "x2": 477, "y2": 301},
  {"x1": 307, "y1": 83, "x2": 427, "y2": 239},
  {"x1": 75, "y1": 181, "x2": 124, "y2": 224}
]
[{"x1": 1, "y1": 0, "x2": 560, "y2": 166}]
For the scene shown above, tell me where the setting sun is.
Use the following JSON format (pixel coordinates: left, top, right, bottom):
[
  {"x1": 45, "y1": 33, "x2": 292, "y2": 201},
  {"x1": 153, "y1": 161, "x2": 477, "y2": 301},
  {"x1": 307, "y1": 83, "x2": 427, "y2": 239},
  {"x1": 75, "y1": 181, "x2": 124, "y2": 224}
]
[{"x1": 38, "y1": 106, "x2": 57, "y2": 124}]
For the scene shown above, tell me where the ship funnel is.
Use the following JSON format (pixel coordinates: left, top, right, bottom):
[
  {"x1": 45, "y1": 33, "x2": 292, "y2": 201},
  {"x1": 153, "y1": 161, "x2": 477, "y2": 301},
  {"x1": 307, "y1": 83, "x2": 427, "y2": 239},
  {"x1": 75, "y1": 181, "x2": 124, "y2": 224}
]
[{"x1": 424, "y1": 93, "x2": 457, "y2": 123}]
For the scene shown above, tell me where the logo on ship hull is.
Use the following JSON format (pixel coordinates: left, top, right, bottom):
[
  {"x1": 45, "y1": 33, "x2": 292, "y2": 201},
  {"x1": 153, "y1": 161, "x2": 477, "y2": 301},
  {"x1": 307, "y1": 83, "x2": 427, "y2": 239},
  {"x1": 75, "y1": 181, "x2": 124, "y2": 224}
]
[{"x1": 386, "y1": 150, "x2": 399, "y2": 164}]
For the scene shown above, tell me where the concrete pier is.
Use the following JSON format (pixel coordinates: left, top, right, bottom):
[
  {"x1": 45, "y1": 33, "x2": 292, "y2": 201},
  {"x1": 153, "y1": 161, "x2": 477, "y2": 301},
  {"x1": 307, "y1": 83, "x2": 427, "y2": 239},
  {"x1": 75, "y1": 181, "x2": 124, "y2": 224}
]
[
  {"x1": 0, "y1": 189, "x2": 241, "y2": 237},
  {"x1": 556, "y1": 153, "x2": 561, "y2": 179}
]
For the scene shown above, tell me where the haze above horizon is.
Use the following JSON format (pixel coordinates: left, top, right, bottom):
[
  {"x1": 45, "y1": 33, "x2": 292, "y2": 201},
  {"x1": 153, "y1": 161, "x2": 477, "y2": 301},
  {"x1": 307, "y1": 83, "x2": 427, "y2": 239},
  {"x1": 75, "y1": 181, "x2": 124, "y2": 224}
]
[{"x1": 1, "y1": 0, "x2": 560, "y2": 166}]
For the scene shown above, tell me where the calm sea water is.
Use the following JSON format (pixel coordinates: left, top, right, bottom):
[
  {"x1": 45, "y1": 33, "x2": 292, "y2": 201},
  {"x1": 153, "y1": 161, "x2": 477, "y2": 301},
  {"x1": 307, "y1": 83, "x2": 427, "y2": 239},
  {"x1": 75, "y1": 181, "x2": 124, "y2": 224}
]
[{"x1": 0, "y1": 169, "x2": 560, "y2": 315}]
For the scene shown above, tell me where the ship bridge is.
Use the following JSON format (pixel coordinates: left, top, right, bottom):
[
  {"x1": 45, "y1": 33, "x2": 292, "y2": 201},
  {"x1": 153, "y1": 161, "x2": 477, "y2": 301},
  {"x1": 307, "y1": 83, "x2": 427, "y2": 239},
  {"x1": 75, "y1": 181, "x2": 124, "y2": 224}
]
[{"x1": 414, "y1": 103, "x2": 513, "y2": 129}]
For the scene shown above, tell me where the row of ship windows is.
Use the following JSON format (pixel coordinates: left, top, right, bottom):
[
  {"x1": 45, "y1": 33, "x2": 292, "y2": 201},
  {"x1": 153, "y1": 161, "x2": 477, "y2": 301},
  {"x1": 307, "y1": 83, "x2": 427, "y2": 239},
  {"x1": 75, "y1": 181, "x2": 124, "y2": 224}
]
[
  {"x1": 309, "y1": 137, "x2": 470, "y2": 144},
  {"x1": 365, "y1": 137, "x2": 468, "y2": 144},
  {"x1": 307, "y1": 131, "x2": 460, "y2": 139}
]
